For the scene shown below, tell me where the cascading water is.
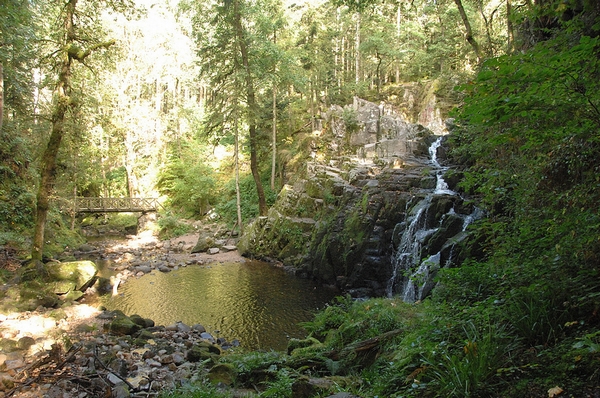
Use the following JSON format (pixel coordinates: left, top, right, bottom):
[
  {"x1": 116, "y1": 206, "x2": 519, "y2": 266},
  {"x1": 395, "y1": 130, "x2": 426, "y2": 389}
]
[
  {"x1": 387, "y1": 136, "x2": 481, "y2": 302},
  {"x1": 429, "y1": 137, "x2": 455, "y2": 195}
]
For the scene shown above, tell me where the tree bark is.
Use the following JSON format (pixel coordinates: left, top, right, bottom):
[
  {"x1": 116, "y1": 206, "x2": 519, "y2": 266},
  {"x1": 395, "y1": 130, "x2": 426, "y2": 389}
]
[
  {"x1": 0, "y1": 62, "x2": 4, "y2": 131},
  {"x1": 507, "y1": 0, "x2": 515, "y2": 52},
  {"x1": 234, "y1": 102, "x2": 243, "y2": 235},
  {"x1": 232, "y1": 0, "x2": 267, "y2": 216},
  {"x1": 271, "y1": 31, "x2": 277, "y2": 191},
  {"x1": 454, "y1": 0, "x2": 482, "y2": 63},
  {"x1": 271, "y1": 85, "x2": 277, "y2": 190},
  {"x1": 355, "y1": 12, "x2": 361, "y2": 84}
]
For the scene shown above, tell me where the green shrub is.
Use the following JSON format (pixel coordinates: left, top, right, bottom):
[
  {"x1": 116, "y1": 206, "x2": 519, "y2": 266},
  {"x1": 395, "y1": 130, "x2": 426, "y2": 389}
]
[
  {"x1": 505, "y1": 285, "x2": 567, "y2": 347},
  {"x1": 425, "y1": 322, "x2": 510, "y2": 398},
  {"x1": 157, "y1": 213, "x2": 193, "y2": 240}
]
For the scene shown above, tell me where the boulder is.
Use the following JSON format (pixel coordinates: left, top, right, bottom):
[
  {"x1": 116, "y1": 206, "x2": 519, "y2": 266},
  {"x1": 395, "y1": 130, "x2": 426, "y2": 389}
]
[
  {"x1": 46, "y1": 260, "x2": 98, "y2": 292},
  {"x1": 105, "y1": 314, "x2": 142, "y2": 336},
  {"x1": 207, "y1": 363, "x2": 236, "y2": 386},
  {"x1": 191, "y1": 235, "x2": 215, "y2": 253}
]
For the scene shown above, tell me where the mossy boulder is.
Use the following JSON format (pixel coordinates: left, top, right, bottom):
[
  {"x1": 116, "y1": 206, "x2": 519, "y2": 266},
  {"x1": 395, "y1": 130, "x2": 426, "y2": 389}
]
[
  {"x1": 207, "y1": 363, "x2": 236, "y2": 386},
  {"x1": 186, "y1": 341, "x2": 221, "y2": 363},
  {"x1": 46, "y1": 260, "x2": 98, "y2": 293},
  {"x1": 105, "y1": 314, "x2": 142, "y2": 335},
  {"x1": 191, "y1": 235, "x2": 215, "y2": 253},
  {"x1": 287, "y1": 336, "x2": 322, "y2": 355}
]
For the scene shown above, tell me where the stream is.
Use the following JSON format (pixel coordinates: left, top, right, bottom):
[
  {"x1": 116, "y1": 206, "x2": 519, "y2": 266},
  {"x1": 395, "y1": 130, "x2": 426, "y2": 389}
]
[{"x1": 100, "y1": 260, "x2": 337, "y2": 351}]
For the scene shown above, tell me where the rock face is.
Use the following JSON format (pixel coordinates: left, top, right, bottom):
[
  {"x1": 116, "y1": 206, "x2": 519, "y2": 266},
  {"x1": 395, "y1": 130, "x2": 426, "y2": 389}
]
[{"x1": 240, "y1": 97, "x2": 477, "y2": 300}]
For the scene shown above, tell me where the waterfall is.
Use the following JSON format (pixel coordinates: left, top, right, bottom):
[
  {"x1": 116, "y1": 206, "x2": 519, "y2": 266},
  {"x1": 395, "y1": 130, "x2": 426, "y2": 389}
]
[
  {"x1": 429, "y1": 137, "x2": 455, "y2": 195},
  {"x1": 387, "y1": 136, "x2": 480, "y2": 302}
]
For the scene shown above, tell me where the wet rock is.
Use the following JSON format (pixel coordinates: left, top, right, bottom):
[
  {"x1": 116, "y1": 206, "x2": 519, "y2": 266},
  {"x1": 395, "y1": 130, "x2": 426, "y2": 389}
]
[
  {"x1": 134, "y1": 265, "x2": 152, "y2": 274},
  {"x1": 129, "y1": 314, "x2": 154, "y2": 328}
]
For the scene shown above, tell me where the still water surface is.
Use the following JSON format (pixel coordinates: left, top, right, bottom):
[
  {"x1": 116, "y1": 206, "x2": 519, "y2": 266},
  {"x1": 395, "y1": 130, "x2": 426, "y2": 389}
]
[{"x1": 103, "y1": 261, "x2": 336, "y2": 351}]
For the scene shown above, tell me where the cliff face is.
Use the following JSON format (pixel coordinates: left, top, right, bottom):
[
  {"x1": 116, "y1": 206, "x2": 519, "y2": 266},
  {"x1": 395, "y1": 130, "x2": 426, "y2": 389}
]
[{"x1": 238, "y1": 93, "x2": 475, "y2": 298}]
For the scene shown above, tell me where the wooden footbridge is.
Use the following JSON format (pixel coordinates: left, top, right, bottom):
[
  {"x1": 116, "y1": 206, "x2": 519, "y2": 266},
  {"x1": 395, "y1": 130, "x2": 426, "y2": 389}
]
[{"x1": 73, "y1": 197, "x2": 160, "y2": 213}]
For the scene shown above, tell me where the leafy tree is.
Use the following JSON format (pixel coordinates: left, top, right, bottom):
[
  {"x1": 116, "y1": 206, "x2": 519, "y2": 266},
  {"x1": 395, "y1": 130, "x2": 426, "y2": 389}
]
[
  {"x1": 31, "y1": 0, "x2": 127, "y2": 262},
  {"x1": 156, "y1": 142, "x2": 217, "y2": 217},
  {"x1": 188, "y1": 0, "x2": 288, "y2": 217}
]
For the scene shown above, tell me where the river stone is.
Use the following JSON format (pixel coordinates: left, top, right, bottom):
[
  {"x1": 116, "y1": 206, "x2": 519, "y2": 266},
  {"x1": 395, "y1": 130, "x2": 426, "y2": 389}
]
[
  {"x1": 0, "y1": 339, "x2": 18, "y2": 353},
  {"x1": 46, "y1": 260, "x2": 98, "y2": 291},
  {"x1": 207, "y1": 247, "x2": 220, "y2": 255},
  {"x1": 106, "y1": 315, "x2": 142, "y2": 336},
  {"x1": 176, "y1": 322, "x2": 191, "y2": 332},
  {"x1": 185, "y1": 345, "x2": 213, "y2": 363},
  {"x1": 191, "y1": 236, "x2": 215, "y2": 253},
  {"x1": 134, "y1": 265, "x2": 152, "y2": 274},
  {"x1": 129, "y1": 314, "x2": 154, "y2": 328}
]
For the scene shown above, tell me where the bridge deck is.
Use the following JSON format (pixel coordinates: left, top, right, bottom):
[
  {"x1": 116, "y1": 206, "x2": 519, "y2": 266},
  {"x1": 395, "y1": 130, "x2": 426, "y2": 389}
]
[{"x1": 74, "y1": 197, "x2": 160, "y2": 213}]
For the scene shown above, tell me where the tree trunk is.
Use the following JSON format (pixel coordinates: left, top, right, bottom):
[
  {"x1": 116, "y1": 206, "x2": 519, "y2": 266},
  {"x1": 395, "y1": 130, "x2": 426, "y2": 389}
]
[
  {"x1": 271, "y1": 85, "x2": 277, "y2": 190},
  {"x1": 507, "y1": 0, "x2": 515, "y2": 52},
  {"x1": 454, "y1": 0, "x2": 482, "y2": 63},
  {"x1": 31, "y1": 0, "x2": 115, "y2": 261},
  {"x1": 0, "y1": 62, "x2": 4, "y2": 131},
  {"x1": 355, "y1": 12, "x2": 361, "y2": 84},
  {"x1": 271, "y1": 31, "x2": 277, "y2": 191},
  {"x1": 234, "y1": 103, "x2": 243, "y2": 235},
  {"x1": 32, "y1": 0, "x2": 77, "y2": 262},
  {"x1": 232, "y1": 0, "x2": 267, "y2": 216}
]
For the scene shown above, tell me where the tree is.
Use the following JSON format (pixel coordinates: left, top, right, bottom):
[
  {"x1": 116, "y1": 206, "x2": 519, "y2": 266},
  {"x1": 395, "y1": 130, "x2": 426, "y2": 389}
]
[
  {"x1": 31, "y1": 0, "x2": 120, "y2": 262},
  {"x1": 454, "y1": 0, "x2": 483, "y2": 63},
  {"x1": 189, "y1": 0, "x2": 287, "y2": 217}
]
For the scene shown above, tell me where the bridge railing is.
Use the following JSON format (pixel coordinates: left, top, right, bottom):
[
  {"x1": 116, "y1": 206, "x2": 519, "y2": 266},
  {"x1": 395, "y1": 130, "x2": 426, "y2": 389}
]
[{"x1": 74, "y1": 197, "x2": 160, "y2": 213}]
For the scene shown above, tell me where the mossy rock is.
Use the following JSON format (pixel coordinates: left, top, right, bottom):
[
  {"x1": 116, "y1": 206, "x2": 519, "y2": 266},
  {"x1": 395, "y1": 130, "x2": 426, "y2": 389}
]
[
  {"x1": 186, "y1": 340, "x2": 221, "y2": 363},
  {"x1": 191, "y1": 235, "x2": 215, "y2": 253},
  {"x1": 105, "y1": 315, "x2": 142, "y2": 335},
  {"x1": 11, "y1": 285, "x2": 60, "y2": 310},
  {"x1": 129, "y1": 314, "x2": 154, "y2": 328},
  {"x1": 207, "y1": 363, "x2": 236, "y2": 386},
  {"x1": 135, "y1": 329, "x2": 155, "y2": 342},
  {"x1": 46, "y1": 260, "x2": 98, "y2": 291},
  {"x1": 0, "y1": 338, "x2": 18, "y2": 353},
  {"x1": 61, "y1": 290, "x2": 84, "y2": 302},
  {"x1": 287, "y1": 336, "x2": 322, "y2": 355}
]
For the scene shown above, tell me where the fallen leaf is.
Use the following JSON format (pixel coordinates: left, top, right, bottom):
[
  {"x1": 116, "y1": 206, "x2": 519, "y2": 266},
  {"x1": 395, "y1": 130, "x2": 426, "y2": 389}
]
[{"x1": 548, "y1": 386, "x2": 563, "y2": 397}]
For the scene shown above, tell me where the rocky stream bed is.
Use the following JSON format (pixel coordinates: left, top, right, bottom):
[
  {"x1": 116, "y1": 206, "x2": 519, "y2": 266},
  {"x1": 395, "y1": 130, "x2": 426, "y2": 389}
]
[{"x1": 0, "y1": 231, "x2": 266, "y2": 398}]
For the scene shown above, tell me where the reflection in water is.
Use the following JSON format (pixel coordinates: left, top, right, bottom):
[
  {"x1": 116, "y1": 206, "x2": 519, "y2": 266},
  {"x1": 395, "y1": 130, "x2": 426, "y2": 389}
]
[{"x1": 103, "y1": 261, "x2": 336, "y2": 351}]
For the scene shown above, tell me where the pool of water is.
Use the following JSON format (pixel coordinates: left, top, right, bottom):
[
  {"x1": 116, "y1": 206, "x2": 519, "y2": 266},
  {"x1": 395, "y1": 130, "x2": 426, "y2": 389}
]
[{"x1": 102, "y1": 261, "x2": 337, "y2": 351}]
